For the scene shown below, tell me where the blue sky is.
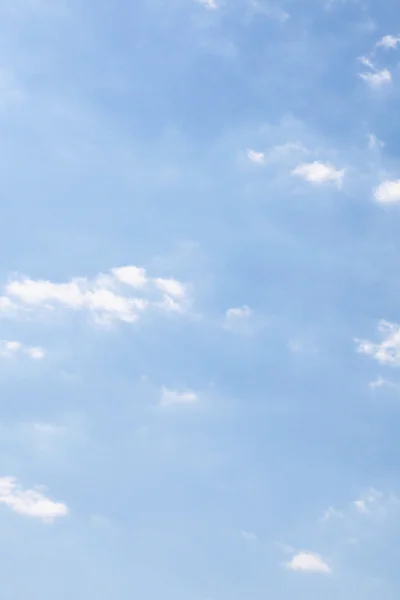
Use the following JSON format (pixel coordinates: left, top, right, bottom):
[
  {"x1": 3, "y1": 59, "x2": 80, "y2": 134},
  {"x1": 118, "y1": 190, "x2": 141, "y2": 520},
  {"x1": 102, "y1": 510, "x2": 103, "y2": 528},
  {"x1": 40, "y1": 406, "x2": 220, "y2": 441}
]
[{"x1": 1, "y1": 0, "x2": 400, "y2": 598}]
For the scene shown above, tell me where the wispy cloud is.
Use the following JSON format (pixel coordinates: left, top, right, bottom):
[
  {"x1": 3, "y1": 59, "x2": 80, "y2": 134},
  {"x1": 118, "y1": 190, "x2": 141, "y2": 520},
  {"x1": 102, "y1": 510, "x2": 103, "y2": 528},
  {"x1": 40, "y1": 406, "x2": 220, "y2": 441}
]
[
  {"x1": 286, "y1": 552, "x2": 331, "y2": 574},
  {"x1": 368, "y1": 133, "x2": 384, "y2": 150},
  {"x1": 247, "y1": 142, "x2": 307, "y2": 166},
  {"x1": 224, "y1": 305, "x2": 256, "y2": 334},
  {"x1": 374, "y1": 180, "x2": 400, "y2": 204},
  {"x1": 0, "y1": 477, "x2": 68, "y2": 523},
  {"x1": 320, "y1": 506, "x2": 344, "y2": 522},
  {"x1": 356, "y1": 321, "x2": 400, "y2": 366},
  {"x1": 0, "y1": 266, "x2": 190, "y2": 325},
  {"x1": 353, "y1": 489, "x2": 399, "y2": 517},
  {"x1": 292, "y1": 161, "x2": 345, "y2": 186},
  {"x1": 0, "y1": 340, "x2": 45, "y2": 360},
  {"x1": 360, "y1": 69, "x2": 391, "y2": 88},
  {"x1": 160, "y1": 387, "x2": 198, "y2": 408}
]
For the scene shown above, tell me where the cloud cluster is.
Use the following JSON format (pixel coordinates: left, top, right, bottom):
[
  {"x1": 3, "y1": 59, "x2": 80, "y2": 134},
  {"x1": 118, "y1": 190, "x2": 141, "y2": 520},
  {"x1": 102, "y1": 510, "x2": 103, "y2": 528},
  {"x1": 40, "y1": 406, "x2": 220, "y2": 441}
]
[
  {"x1": 0, "y1": 266, "x2": 190, "y2": 325},
  {"x1": 0, "y1": 340, "x2": 45, "y2": 360},
  {"x1": 0, "y1": 477, "x2": 68, "y2": 523}
]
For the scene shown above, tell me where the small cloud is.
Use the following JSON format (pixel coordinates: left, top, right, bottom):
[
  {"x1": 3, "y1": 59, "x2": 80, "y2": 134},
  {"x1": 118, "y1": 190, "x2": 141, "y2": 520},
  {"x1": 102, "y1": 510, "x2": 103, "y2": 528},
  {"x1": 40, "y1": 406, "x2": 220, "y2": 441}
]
[
  {"x1": 112, "y1": 266, "x2": 147, "y2": 288},
  {"x1": 320, "y1": 507, "x2": 344, "y2": 522},
  {"x1": 354, "y1": 489, "x2": 383, "y2": 515},
  {"x1": 287, "y1": 552, "x2": 331, "y2": 574},
  {"x1": 197, "y1": 0, "x2": 217, "y2": 9},
  {"x1": 377, "y1": 35, "x2": 400, "y2": 49},
  {"x1": 368, "y1": 133, "x2": 384, "y2": 150},
  {"x1": 356, "y1": 320, "x2": 400, "y2": 366},
  {"x1": 241, "y1": 530, "x2": 257, "y2": 541},
  {"x1": 0, "y1": 477, "x2": 68, "y2": 523},
  {"x1": 360, "y1": 69, "x2": 391, "y2": 87},
  {"x1": 160, "y1": 387, "x2": 198, "y2": 408},
  {"x1": 292, "y1": 161, "x2": 345, "y2": 186},
  {"x1": 224, "y1": 305, "x2": 256, "y2": 334},
  {"x1": 374, "y1": 180, "x2": 400, "y2": 204},
  {"x1": 0, "y1": 340, "x2": 46, "y2": 360},
  {"x1": 247, "y1": 148, "x2": 265, "y2": 164},
  {"x1": 225, "y1": 306, "x2": 252, "y2": 320}
]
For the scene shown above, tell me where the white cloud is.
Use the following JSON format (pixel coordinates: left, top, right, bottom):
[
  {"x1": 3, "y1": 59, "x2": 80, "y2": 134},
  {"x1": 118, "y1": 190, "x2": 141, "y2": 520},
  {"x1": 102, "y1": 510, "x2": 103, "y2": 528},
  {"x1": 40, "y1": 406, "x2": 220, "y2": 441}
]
[
  {"x1": 356, "y1": 320, "x2": 400, "y2": 366},
  {"x1": 0, "y1": 266, "x2": 190, "y2": 325},
  {"x1": 0, "y1": 477, "x2": 68, "y2": 523},
  {"x1": 197, "y1": 0, "x2": 217, "y2": 9},
  {"x1": 291, "y1": 161, "x2": 345, "y2": 186},
  {"x1": 377, "y1": 35, "x2": 400, "y2": 49},
  {"x1": 360, "y1": 69, "x2": 391, "y2": 87},
  {"x1": 160, "y1": 387, "x2": 198, "y2": 408},
  {"x1": 287, "y1": 552, "x2": 331, "y2": 574},
  {"x1": 374, "y1": 180, "x2": 400, "y2": 204},
  {"x1": 0, "y1": 340, "x2": 46, "y2": 360},
  {"x1": 247, "y1": 148, "x2": 265, "y2": 164}
]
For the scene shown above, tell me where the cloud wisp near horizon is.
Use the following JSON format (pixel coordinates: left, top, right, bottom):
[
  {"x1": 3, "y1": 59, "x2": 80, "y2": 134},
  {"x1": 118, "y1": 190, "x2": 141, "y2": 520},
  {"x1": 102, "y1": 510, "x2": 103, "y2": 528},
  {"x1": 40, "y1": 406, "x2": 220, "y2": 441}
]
[{"x1": 1, "y1": 0, "x2": 400, "y2": 599}]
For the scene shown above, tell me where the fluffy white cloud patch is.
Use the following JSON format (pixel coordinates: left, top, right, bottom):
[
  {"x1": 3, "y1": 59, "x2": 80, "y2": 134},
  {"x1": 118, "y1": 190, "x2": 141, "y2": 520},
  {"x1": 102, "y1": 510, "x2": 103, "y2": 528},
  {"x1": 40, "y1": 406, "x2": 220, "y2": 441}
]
[
  {"x1": 160, "y1": 387, "x2": 198, "y2": 408},
  {"x1": 377, "y1": 35, "x2": 400, "y2": 49},
  {"x1": 0, "y1": 340, "x2": 45, "y2": 359},
  {"x1": 0, "y1": 266, "x2": 190, "y2": 324},
  {"x1": 0, "y1": 477, "x2": 68, "y2": 523},
  {"x1": 360, "y1": 69, "x2": 391, "y2": 87},
  {"x1": 287, "y1": 552, "x2": 331, "y2": 574},
  {"x1": 356, "y1": 320, "x2": 400, "y2": 366},
  {"x1": 291, "y1": 161, "x2": 344, "y2": 185},
  {"x1": 374, "y1": 180, "x2": 400, "y2": 204}
]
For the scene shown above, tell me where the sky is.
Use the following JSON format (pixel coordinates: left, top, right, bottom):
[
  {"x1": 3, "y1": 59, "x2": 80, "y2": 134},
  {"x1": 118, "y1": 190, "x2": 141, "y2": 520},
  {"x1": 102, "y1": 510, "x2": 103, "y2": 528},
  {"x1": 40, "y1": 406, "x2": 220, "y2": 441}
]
[{"x1": 1, "y1": 0, "x2": 400, "y2": 598}]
